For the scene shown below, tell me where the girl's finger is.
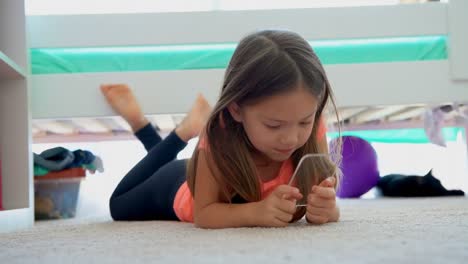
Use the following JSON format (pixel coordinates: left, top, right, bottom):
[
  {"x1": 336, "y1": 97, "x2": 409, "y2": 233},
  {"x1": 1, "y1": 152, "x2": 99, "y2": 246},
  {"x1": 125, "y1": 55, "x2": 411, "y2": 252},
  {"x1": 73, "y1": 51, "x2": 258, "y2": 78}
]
[
  {"x1": 272, "y1": 218, "x2": 289, "y2": 228},
  {"x1": 307, "y1": 204, "x2": 330, "y2": 216},
  {"x1": 308, "y1": 195, "x2": 336, "y2": 209},
  {"x1": 306, "y1": 212, "x2": 328, "y2": 225},
  {"x1": 275, "y1": 185, "x2": 303, "y2": 200},
  {"x1": 312, "y1": 185, "x2": 336, "y2": 199},
  {"x1": 274, "y1": 208, "x2": 294, "y2": 223},
  {"x1": 318, "y1": 177, "x2": 335, "y2": 187},
  {"x1": 277, "y1": 199, "x2": 298, "y2": 215}
]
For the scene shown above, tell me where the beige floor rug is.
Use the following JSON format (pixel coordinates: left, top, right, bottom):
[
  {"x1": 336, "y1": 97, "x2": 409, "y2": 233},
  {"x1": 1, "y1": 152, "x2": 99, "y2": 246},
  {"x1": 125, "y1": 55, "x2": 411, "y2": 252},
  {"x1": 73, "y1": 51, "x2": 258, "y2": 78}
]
[{"x1": 1, "y1": 197, "x2": 467, "y2": 264}]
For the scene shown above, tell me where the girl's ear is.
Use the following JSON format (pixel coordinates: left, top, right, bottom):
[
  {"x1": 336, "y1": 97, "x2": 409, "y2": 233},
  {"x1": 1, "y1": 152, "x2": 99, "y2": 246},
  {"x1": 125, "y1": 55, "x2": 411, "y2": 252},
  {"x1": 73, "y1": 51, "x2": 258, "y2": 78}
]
[{"x1": 227, "y1": 102, "x2": 243, "y2": 122}]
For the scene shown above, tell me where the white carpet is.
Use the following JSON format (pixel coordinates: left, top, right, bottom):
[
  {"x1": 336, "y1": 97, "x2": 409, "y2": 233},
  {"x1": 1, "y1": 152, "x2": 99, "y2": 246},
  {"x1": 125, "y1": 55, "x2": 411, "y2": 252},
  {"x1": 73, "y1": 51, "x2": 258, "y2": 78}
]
[{"x1": 1, "y1": 197, "x2": 467, "y2": 264}]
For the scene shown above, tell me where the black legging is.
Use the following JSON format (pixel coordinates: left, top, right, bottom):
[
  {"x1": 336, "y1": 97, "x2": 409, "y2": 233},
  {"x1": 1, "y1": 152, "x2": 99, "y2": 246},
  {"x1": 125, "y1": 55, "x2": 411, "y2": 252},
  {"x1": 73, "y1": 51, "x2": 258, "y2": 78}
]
[{"x1": 109, "y1": 124, "x2": 188, "y2": 221}]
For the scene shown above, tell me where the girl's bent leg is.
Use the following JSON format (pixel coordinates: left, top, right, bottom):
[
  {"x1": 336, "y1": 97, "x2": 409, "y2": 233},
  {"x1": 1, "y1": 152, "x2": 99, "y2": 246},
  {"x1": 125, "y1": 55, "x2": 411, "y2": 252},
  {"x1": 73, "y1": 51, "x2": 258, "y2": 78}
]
[{"x1": 110, "y1": 159, "x2": 187, "y2": 221}]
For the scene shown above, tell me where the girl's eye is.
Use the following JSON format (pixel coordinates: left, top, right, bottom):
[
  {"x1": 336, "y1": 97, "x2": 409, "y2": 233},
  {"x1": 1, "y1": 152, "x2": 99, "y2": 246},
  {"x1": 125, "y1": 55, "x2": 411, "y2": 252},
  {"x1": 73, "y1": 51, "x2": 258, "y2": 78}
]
[
  {"x1": 300, "y1": 122, "x2": 312, "y2": 126},
  {"x1": 265, "y1": 124, "x2": 281, "y2": 129}
]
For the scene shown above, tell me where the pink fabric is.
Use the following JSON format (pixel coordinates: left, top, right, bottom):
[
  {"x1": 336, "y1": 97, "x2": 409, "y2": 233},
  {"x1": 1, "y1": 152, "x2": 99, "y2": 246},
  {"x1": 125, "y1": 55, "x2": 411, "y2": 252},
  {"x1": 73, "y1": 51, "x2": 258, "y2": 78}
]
[{"x1": 424, "y1": 108, "x2": 446, "y2": 147}]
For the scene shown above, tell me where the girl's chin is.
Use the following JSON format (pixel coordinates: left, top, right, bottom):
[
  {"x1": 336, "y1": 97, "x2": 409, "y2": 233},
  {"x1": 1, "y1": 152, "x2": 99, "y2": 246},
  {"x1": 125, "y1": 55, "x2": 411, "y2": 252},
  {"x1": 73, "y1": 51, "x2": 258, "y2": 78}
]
[{"x1": 267, "y1": 152, "x2": 292, "y2": 162}]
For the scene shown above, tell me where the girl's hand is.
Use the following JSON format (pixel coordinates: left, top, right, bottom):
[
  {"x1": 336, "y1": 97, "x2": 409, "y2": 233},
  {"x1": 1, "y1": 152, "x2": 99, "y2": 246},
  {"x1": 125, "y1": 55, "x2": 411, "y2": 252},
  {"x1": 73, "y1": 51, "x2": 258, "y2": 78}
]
[
  {"x1": 306, "y1": 177, "x2": 339, "y2": 224},
  {"x1": 254, "y1": 185, "x2": 303, "y2": 227}
]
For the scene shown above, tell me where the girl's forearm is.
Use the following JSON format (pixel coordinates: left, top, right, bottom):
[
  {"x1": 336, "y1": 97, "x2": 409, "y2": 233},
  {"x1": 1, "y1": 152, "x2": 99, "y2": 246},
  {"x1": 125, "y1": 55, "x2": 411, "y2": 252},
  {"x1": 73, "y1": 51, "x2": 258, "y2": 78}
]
[{"x1": 194, "y1": 202, "x2": 259, "y2": 229}]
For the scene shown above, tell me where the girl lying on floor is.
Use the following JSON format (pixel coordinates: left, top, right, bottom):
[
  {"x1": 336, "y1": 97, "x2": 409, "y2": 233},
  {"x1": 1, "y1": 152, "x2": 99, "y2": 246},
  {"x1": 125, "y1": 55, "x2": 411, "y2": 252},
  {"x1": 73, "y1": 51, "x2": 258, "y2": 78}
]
[{"x1": 104, "y1": 30, "x2": 341, "y2": 228}]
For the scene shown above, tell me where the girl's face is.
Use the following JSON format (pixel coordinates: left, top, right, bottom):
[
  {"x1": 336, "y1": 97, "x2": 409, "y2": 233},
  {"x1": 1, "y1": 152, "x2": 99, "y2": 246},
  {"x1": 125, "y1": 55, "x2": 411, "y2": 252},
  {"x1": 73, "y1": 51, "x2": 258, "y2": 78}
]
[{"x1": 230, "y1": 87, "x2": 319, "y2": 163}]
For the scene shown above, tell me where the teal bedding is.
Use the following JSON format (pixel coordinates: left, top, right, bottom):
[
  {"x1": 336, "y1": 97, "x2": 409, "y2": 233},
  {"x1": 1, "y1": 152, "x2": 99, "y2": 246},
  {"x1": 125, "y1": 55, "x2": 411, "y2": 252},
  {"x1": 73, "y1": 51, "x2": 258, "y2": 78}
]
[
  {"x1": 327, "y1": 127, "x2": 464, "y2": 144},
  {"x1": 31, "y1": 35, "x2": 447, "y2": 75}
]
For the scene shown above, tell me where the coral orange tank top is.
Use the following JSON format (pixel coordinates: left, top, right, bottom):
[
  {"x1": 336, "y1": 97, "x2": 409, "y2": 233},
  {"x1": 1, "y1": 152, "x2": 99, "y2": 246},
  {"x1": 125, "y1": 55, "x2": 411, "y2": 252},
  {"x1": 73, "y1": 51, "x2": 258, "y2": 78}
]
[
  {"x1": 172, "y1": 116, "x2": 327, "y2": 222},
  {"x1": 173, "y1": 157, "x2": 294, "y2": 222}
]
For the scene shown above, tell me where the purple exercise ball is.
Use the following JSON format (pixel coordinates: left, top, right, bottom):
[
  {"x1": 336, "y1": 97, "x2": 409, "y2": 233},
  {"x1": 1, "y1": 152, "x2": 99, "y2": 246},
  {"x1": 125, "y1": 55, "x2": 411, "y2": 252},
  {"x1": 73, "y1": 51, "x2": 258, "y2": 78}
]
[{"x1": 329, "y1": 136, "x2": 380, "y2": 198}]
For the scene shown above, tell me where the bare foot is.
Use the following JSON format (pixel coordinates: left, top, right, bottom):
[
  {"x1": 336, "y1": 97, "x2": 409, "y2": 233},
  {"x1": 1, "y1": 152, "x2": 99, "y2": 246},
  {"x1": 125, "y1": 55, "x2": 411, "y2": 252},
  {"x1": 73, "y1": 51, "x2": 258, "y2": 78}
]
[
  {"x1": 176, "y1": 94, "x2": 212, "y2": 142},
  {"x1": 100, "y1": 84, "x2": 149, "y2": 132}
]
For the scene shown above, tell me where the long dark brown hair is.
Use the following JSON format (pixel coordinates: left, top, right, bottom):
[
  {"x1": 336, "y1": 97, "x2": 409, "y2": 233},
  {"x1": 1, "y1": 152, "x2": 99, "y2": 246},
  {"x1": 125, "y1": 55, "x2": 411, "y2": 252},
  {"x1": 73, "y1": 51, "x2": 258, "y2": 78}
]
[{"x1": 187, "y1": 30, "x2": 341, "y2": 221}]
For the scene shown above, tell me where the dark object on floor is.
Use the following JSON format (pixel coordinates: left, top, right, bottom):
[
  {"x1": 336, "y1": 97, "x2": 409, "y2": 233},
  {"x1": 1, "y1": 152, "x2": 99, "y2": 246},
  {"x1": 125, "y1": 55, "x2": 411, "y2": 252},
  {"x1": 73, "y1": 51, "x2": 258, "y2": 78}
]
[
  {"x1": 34, "y1": 147, "x2": 75, "y2": 171},
  {"x1": 377, "y1": 170, "x2": 465, "y2": 197}
]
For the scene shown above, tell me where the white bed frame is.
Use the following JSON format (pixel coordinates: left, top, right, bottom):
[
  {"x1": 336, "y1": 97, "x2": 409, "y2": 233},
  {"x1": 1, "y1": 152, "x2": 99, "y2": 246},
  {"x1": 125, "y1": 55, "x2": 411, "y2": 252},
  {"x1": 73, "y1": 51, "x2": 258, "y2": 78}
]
[{"x1": 27, "y1": 1, "x2": 468, "y2": 119}]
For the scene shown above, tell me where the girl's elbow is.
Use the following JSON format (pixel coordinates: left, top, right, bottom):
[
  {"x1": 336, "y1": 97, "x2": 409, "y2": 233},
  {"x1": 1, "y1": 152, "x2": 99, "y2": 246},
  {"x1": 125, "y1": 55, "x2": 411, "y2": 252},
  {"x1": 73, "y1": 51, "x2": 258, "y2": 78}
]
[
  {"x1": 193, "y1": 217, "x2": 207, "y2": 228},
  {"x1": 193, "y1": 210, "x2": 222, "y2": 229},
  {"x1": 193, "y1": 213, "x2": 213, "y2": 229}
]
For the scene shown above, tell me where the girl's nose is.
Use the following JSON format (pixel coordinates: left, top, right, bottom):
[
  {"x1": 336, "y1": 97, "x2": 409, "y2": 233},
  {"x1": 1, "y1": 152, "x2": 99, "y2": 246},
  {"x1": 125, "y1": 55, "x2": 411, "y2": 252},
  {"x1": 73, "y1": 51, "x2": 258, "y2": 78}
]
[{"x1": 279, "y1": 132, "x2": 298, "y2": 146}]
